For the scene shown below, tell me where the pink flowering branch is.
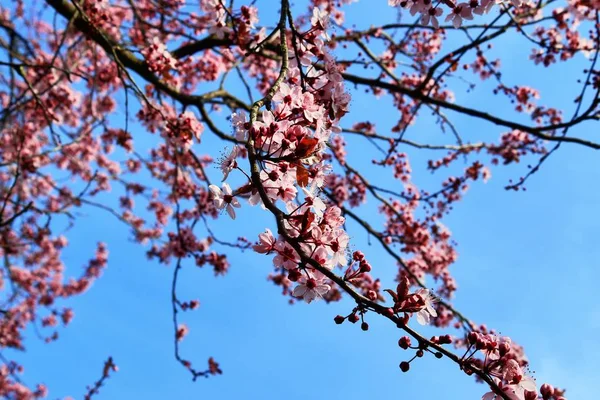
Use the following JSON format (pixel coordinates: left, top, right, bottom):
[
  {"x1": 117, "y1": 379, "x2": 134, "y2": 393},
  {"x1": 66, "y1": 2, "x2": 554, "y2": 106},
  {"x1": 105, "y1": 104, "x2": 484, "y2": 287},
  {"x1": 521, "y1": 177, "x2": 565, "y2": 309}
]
[{"x1": 1, "y1": 0, "x2": 594, "y2": 398}]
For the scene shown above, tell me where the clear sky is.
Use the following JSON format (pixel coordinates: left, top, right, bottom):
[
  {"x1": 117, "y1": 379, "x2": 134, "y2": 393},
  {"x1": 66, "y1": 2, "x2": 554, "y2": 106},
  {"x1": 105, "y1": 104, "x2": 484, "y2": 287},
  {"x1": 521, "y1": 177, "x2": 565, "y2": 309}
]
[{"x1": 9, "y1": 1, "x2": 598, "y2": 399}]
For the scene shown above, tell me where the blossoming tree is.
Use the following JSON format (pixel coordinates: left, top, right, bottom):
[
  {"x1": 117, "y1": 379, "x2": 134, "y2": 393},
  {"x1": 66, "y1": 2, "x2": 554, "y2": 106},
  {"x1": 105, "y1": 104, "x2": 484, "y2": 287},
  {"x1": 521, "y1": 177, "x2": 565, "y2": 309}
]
[{"x1": 0, "y1": 0, "x2": 597, "y2": 398}]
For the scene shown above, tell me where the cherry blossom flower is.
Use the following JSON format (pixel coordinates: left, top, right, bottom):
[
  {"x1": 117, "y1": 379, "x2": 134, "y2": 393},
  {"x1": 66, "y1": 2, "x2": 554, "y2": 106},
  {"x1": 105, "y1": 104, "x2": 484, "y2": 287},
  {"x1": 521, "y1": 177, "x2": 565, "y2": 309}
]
[
  {"x1": 219, "y1": 146, "x2": 239, "y2": 181},
  {"x1": 421, "y1": 6, "x2": 443, "y2": 28},
  {"x1": 301, "y1": 187, "x2": 326, "y2": 217},
  {"x1": 292, "y1": 272, "x2": 331, "y2": 303},
  {"x1": 209, "y1": 183, "x2": 241, "y2": 219},
  {"x1": 272, "y1": 82, "x2": 303, "y2": 109},
  {"x1": 415, "y1": 288, "x2": 438, "y2": 325},
  {"x1": 231, "y1": 111, "x2": 248, "y2": 140},
  {"x1": 328, "y1": 238, "x2": 348, "y2": 267},
  {"x1": 253, "y1": 229, "x2": 276, "y2": 254},
  {"x1": 482, "y1": 378, "x2": 521, "y2": 400},
  {"x1": 445, "y1": 3, "x2": 474, "y2": 28},
  {"x1": 502, "y1": 360, "x2": 537, "y2": 399},
  {"x1": 311, "y1": 7, "x2": 330, "y2": 39},
  {"x1": 273, "y1": 242, "x2": 301, "y2": 269}
]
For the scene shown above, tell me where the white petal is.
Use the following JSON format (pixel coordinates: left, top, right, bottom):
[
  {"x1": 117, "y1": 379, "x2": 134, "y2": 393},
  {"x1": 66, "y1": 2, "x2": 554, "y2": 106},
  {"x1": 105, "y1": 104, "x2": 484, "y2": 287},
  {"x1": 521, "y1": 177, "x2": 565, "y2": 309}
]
[
  {"x1": 226, "y1": 204, "x2": 236, "y2": 219},
  {"x1": 521, "y1": 378, "x2": 536, "y2": 392},
  {"x1": 481, "y1": 392, "x2": 496, "y2": 400},
  {"x1": 214, "y1": 199, "x2": 225, "y2": 209},
  {"x1": 304, "y1": 290, "x2": 317, "y2": 303},
  {"x1": 416, "y1": 310, "x2": 429, "y2": 325},
  {"x1": 453, "y1": 16, "x2": 462, "y2": 28},
  {"x1": 428, "y1": 304, "x2": 438, "y2": 317},
  {"x1": 293, "y1": 285, "x2": 308, "y2": 297},
  {"x1": 209, "y1": 185, "x2": 222, "y2": 196},
  {"x1": 316, "y1": 284, "x2": 330, "y2": 295}
]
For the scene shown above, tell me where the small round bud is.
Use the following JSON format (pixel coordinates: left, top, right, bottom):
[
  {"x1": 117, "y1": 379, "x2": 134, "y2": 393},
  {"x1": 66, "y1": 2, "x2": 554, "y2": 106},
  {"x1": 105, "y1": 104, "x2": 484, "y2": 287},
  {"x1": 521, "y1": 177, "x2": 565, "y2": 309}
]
[
  {"x1": 398, "y1": 336, "x2": 411, "y2": 349},
  {"x1": 334, "y1": 315, "x2": 345, "y2": 325},
  {"x1": 468, "y1": 332, "x2": 479, "y2": 344},
  {"x1": 399, "y1": 361, "x2": 410, "y2": 372},
  {"x1": 416, "y1": 350, "x2": 424, "y2": 358},
  {"x1": 360, "y1": 262, "x2": 371, "y2": 273},
  {"x1": 540, "y1": 384, "x2": 554, "y2": 399},
  {"x1": 434, "y1": 352, "x2": 443, "y2": 359},
  {"x1": 361, "y1": 322, "x2": 369, "y2": 331},
  {"x1": 288, "y1": 269, "x2": 301, "y2": 282},
  {"x1": 475, "y1": 339, "x2": 486, "y2": 350},
  {"x1": 348, "y1": 313, "x2": 360, "y2": 323}
]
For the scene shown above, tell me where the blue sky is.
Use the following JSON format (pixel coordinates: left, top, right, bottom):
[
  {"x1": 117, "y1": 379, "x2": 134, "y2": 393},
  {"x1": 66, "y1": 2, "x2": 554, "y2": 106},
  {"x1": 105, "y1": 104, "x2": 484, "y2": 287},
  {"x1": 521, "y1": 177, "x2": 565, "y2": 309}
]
[{"x1": 6, "y1": 1, "x2": 598, "y2": 399}]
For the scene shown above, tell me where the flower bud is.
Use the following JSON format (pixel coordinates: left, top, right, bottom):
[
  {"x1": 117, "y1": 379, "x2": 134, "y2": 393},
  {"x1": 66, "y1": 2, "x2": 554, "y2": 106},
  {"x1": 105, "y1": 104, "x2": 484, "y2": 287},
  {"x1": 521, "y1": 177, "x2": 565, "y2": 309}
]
[
  {"x1": 334, "y1": 315, "x2": 345, "y2": 324},
  {"x1": 540, "y1": 384, "x2": 554, "y2": 399},
  {"x1": 360, "y1": 262, "x2": 371, "y2": 273},
  {"x1": 288, "y1": 269, "x2": 301, "y2": 282},
  {"x1": 499, "y1": 342, "x2": 511, "y2": 356},
  {"x1": 399, "y1": 361, "x2": 410, "y2": 372},
  {"x1": 361, "y1": 322, "x2": 369, "y2": 331},
  {"x1": 348, "y1": 313, "x2": 360, "y2": 323},
  {"x1": 468, "y1": 332, "x2": 479, "y2": 344},
  {"x1": 398, "y1": 336, "x2": 411, "y2": 349}
]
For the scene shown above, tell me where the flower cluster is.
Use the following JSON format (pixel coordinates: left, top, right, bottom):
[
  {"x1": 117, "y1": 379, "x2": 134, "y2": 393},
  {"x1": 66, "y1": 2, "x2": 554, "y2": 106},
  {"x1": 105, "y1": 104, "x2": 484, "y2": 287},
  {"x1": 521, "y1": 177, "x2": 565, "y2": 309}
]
[
  {"x1": 162, "y1": 111, "x2": 204, "y2": 150},
  {"x1": 142, "y1": 37, "x2": 179, "y2": 76},
  {"x1": 388, "y1": 0, "x2": 522, "y2": 28}
]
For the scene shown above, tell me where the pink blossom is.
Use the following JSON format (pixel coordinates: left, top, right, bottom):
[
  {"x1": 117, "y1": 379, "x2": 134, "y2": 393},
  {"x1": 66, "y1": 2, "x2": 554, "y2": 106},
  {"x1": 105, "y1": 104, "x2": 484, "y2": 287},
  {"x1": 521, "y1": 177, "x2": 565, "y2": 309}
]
[
  {"x1": 253, "y1": 229, "x2": 276, "y2": 254},
  {"x1": 231, "y1": 111, "x2": 248, "y2": 140},
  {"x1": 292, "y1": 273, "x2": 330, "y2": 303},
  {"x1": 273, "y1": 242, "x2": 301, "y2": 269},
  {"x1": 445, "y1": 4, "x2": 474, "y2": 28},
  {"x1": 301, "y1": 187, "x2": 326, "y2": 217},
  {"x1": 209, "y1": 183, "x2": 241, "y2": 219},
  {"x1": 219, "y1": 146, "x2": 239, "y2": 181},
  {"x1": 311, "y1": 7, "x2": 330, "y2": 39},
  {"x1": 415, "y1": 288, "x2": 438, "y2": 325},
  {"x1": 421, "y1": 7, "x2": 443, "y2": 28}
]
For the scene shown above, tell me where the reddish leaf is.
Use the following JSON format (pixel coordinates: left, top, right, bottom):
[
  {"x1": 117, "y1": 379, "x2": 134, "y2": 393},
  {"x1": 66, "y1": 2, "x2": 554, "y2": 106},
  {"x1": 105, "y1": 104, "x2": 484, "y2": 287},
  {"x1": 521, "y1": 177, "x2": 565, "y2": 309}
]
[
  {"x1": 295, "y1": 163, "x2": 309, "y2": 187},
  {"x1": 295, "y1": 137, "x2": 319, "y2": 158},
  {"x1": 384, "y1": 288, "x2": 398, "y2": 303},
  {"x1": 397, "y1": 275, "x2": 410, "y2": 302}
]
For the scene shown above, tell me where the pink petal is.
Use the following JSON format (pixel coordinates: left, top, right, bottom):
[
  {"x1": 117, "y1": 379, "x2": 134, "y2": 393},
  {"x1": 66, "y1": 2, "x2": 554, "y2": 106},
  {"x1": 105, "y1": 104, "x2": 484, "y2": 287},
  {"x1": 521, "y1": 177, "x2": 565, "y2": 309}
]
[
  {"x1": 292, "y1": 285, "x2": 308, "y2": 297},
  {"x1": 226, "y1": 204, "x2": 236, "y2": 219}
]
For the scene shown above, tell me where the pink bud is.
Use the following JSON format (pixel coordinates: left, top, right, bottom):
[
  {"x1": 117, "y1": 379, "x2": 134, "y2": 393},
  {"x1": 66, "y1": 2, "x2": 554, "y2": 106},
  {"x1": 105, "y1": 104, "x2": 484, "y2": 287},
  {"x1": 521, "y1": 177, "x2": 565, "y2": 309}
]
[
  {"x1": 398, "y1": 336, "x2": 411, "y2": 349},
  {"x1": 524, "y1": 391, "x2": 537, "y2": 400},
  {"x1": 468, "y1": 332, "x2": 479, "y2": 344},
  {"x1": 288, "y1": 269, "x2": 301, "y2": 282},
  {"x1": 540, "y1": 384, "x2": 554, "y2": 399}
]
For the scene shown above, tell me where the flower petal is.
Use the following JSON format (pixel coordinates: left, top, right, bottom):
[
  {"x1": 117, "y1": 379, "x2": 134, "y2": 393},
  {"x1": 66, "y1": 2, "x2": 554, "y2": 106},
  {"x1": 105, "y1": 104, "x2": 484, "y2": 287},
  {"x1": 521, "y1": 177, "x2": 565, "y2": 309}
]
[{"x1": 226, "y1": 204, "x2": 236, "y2": 219}]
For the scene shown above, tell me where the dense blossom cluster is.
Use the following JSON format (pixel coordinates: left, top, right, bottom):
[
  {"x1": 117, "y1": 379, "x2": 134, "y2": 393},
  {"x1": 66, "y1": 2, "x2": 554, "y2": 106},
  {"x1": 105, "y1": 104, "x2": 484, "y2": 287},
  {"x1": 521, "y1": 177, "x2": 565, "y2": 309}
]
[{"x1": 0, "y1": 0, "x2": 595, "y2": 398}]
